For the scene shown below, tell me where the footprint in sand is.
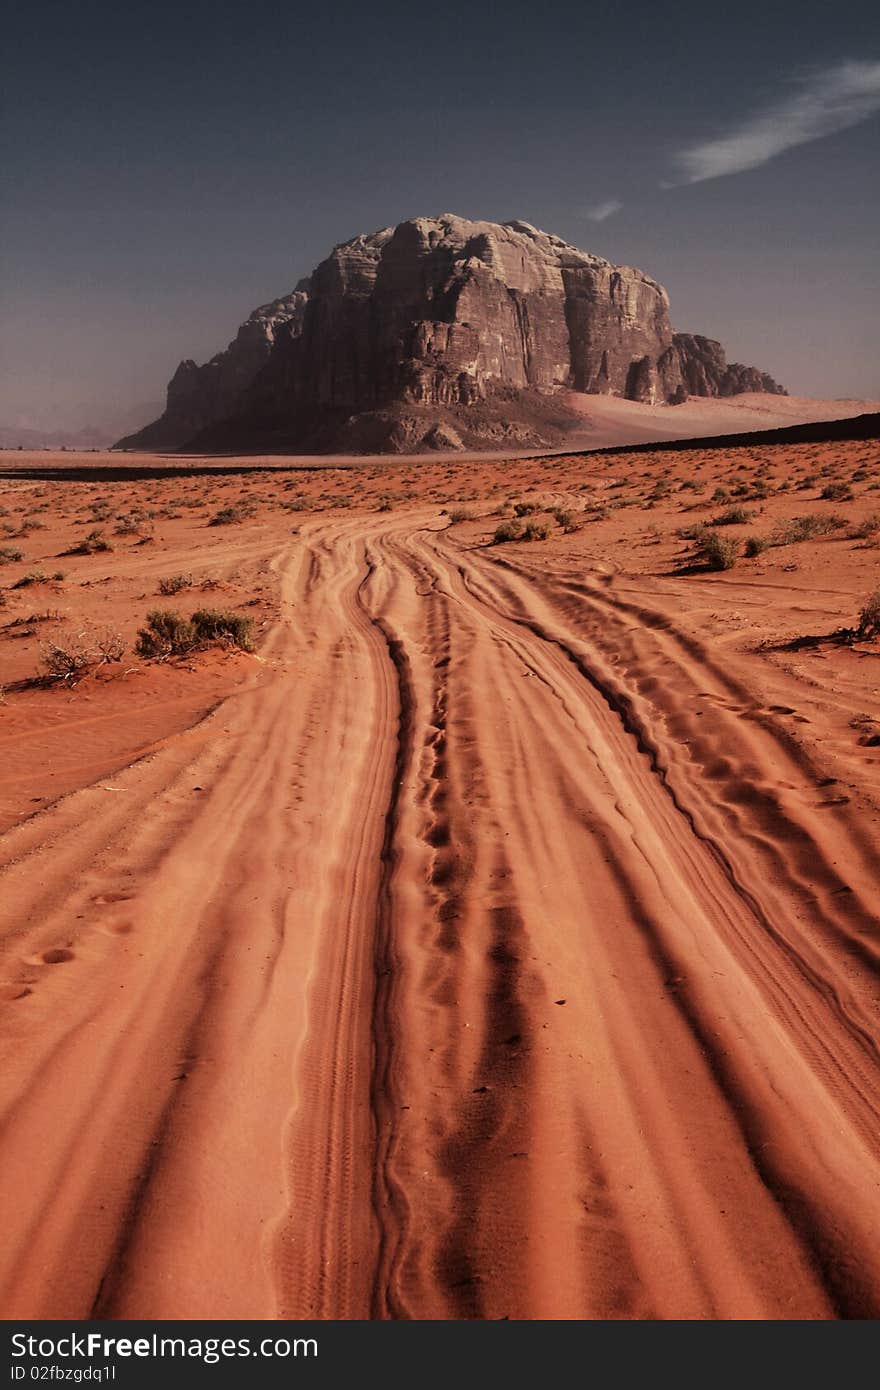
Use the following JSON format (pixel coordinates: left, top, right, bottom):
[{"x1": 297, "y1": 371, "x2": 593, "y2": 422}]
[{"x1": 37, "y1": 948, "x2": 75, "y2": 965}]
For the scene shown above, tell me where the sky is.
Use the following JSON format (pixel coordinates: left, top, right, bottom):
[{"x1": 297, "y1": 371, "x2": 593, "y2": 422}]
[{"x1": 1, "y1": 0, "x2": 878, "y2": 435}]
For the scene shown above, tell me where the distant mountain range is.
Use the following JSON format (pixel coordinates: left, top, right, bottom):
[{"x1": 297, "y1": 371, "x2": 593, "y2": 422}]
[{"x1": 0, "y1": 402, "x2": 162, "y2": 451}]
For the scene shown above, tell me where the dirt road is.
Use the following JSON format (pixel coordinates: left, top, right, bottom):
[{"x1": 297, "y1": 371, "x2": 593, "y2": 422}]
[{"x1": 2, "y1": 511, "x2": 879, "y2": 1320}]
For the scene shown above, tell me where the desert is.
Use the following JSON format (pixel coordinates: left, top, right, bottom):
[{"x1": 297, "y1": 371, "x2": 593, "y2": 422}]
[
  {"x1": 1, "y1": 410, "x2": 879, "y2": 1319},
  {"x1": 5, "y1": 0, "x2": 880, "y2": 1336}
]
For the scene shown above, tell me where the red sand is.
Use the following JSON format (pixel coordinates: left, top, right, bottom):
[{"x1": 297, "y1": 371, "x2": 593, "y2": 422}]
[{"x1": 1, "y1": 430, "x2": 879, "y2": 1319}]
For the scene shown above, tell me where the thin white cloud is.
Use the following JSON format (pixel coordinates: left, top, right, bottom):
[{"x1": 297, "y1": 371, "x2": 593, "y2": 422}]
[
  {"x1": 585, "y1": 198, "x2": 623, "y2": 222},
  {"x1": 673, "y1": 59, "x2": 880, "y2": 185}
]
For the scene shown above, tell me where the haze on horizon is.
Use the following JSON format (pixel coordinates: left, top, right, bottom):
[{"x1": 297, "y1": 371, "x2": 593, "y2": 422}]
[{"x1": 1, "y1": 0, "x2": 878, "y2": 438}]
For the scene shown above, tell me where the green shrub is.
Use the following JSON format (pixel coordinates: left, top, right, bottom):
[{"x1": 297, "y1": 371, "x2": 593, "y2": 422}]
[
  {"x1": 136, "y1": 607, "x2": 254, "y2": 659},
  {"x1": 136, "y1": 610, "x2": 196, "y2": 658},
  {"x1": 190, "y1": 609, "x2": 254, "y2": 650}
]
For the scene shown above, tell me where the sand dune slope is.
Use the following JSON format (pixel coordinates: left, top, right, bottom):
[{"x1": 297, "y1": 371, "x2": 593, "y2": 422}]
[{"x1": 1, "y1": 512, "x2": 879, "y2": 1320}]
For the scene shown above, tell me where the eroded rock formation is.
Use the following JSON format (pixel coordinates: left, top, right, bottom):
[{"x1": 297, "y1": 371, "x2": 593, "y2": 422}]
[{"x1": 117, "y1": 215, "x2": 785, "y2": 452}]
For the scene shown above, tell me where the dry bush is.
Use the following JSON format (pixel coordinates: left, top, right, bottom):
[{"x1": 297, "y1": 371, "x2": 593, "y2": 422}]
[
  {"x1": 744, "y1": 535, "x2": 771, "y2": 557},
  {"x1": 208, "y1": 501, "x2": 257, "y2": 526},
  {"x1": 820, "y1": 481, "x2": 854, "y2": 502},
  {"x1": 693, "y1": 533, "x2": 738, "y2": 571},
  {"x1": 551, "y1": 507, "x2": 579, "y2": 532},
  {"x1": 64, "y1": 528, "x2": 112, "y2": 555},
  {"x1": 858, "y1": 589, "x2": 880, "y2": 639},
  {"x1": 158, "y1": 574, "x2": 194, "y2": 595},
  {"x1": 39, "y1": 625, "x2": 124, "y2": 683},
  {"x1": 11, "y1": 570, "x2": 49, "y2": 589},
  {"x1": 493, "y1": 519, "x2": 523, "y2": 544},
  {"x1": 851, "y1": 514, "x2": 880, "y2": 541},
  {"x1": 774, "y1": 514, "x2": 846, "y2": 545},
  {"x1": 711, "y1": 505, "x2": 753, "y2": 527}
]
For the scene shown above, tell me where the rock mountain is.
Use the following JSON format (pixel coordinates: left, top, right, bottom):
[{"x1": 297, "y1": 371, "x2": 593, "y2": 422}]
[{"x1": 118, "y1": 215, "x2": 785, "y2": 454}]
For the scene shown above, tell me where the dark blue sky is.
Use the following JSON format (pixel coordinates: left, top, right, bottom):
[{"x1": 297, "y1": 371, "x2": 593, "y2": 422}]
[{"x1": 2, "y1": 0, "x2": 878, "y2": 431}]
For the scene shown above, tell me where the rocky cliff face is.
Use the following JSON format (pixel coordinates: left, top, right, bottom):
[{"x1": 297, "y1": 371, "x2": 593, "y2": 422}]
[
  {"x1": 670, "y1": 334, "x2": 787, "y2": 401},
  {"x1": 117, "y1": 215, "x2": 785, "y2": 453}
]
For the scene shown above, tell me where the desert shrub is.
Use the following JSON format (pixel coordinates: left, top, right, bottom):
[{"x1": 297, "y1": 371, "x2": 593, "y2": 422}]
[
  {"x1": 744, "y1": 535, "x2": 771, "y2": 557},
  {"x1": 493, "y1": 519, "x2": 523, "y2": 544},
  {"x1": 676, "y1": 522, "x2": 709, "y2": 541},
  {"x1": 376, "y1": 498, "x2": 394, "y2": 513},
  {"x1": 114, "y1": 513, "x2": 152, "y2": 536},
  {"x1": 190, "y1": 609, "x2": 254, "y2": 649},
  {"x1": 40, "y1": 634, "x2": 94, "y2": 681},
  {"x1": 858, "y1": 589, "x2": 880, "y2": 639},
  {"x1": 94, "y1": 627, "x2": 126, "y2": 662},
  {"x1": 11, "y1": 570, "x2": 49, "y2": 588},
  {"x1": 711, "y1": 505, "x2": 753, "y2": 527},
  {"x1": 158, "y1": 574, "x2": 194, "y2": 595},
  {"x1": 64, "y1": 528, "x2": 112, "y2": 555},
  {"x1": 513, "y1": 501, "x2": 537, "y2": 517},
  {"x1": 710, "y1": 487, "x2": 730, "y2": 503},
  {"x1": 821, "y1": 481, "x2": 853, "y2": 502},
  {"x1": 851, "y1": 514, "x2": 880, "y2": 540},
  {"x1": 0, "y1": 547, "x2": 24, "y2": 563},
  {"x1": 446, "y1": 508, "x2": 472, "y2": 525},
  {"x1": 135, "y1": 610, "x2": 196, "y2": 658},
  {"x1": 208, "y1": 501, "x2": 257, "y2": 526},
  {"x1": 551, "y1": 507, "x2": 578, "y2": 532},
  {"x1": 774, "y1": 514, "x2": 846, "y2": 545},
  {"x1": 39, "y1": 625, "x2": 124, "y2": 683},
  {"x1": 693, "y1": 533, "x2": 738, "y2": 571},
  {"x1": 136, "y1": 607, "x2": 253, "y2": 659},
  {"x1": 520, "y1": 521, "x2": 550, "y2": 541}
]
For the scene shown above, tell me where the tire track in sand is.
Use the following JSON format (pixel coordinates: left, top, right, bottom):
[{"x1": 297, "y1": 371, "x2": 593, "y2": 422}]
[{"x1": 0, "y1": 510, "x2": 878, "y2": 1319}]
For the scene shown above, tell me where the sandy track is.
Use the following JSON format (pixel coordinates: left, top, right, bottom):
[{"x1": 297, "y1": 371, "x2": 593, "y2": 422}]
[{"x1": 1, "y1": 512, "x2": 879, "y2": 1320}]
